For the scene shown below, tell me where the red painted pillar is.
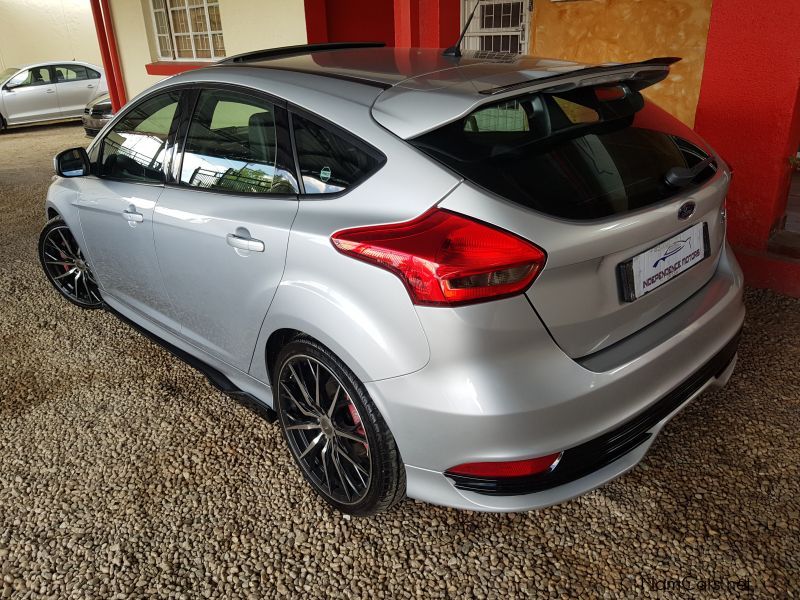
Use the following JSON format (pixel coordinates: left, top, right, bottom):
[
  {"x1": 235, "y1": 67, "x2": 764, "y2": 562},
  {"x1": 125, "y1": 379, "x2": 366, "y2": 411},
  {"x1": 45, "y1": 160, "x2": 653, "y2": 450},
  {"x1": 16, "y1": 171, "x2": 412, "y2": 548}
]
[
  {"x1": 418, "y1": 0, "x2": 460, "y2": 48},
  {"x1": 89, "y1": 0, "x2": 126, "y2": 111},
  {"x1": 394, "y1": 0, "x2": 460, "y2": 48},
  {"x1": 304, "y1": 0, "x2": 329, "y2": 44},
  {"x1": 303, "y1": 1, "x2": 458, "y2": 49},
  {"x1": 394, "y1": 0, "x2": 419, "y2": 48},
  {"x1": 99, "y1": 0, "x2": 127, "y2": 108},
  {"x1": 89, "y1": 0, "x2": 120, "y2": 111},
  {"x1": 694, "y1": 0, "x2": 800, "y2": 295}
]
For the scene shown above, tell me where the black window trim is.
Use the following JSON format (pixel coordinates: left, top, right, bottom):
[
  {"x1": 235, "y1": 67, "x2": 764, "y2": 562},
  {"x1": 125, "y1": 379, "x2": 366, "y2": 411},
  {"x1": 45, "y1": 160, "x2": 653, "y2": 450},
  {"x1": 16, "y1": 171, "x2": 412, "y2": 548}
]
[
  {"x1": 90, "y1": 80, "x2": 387, "y2": 197},
  {"x1": 169, "y1": 82, "x2": 300, "y2": 200},
  {"x1": 287, "y1": 103, "x2": 387, "y2": 200},
  {"x1": 287, "y1": 111, "x2": 306, "y2": 196},
  {"x1": 94, "y1": 85, "x2": 186, "y2": 186}
]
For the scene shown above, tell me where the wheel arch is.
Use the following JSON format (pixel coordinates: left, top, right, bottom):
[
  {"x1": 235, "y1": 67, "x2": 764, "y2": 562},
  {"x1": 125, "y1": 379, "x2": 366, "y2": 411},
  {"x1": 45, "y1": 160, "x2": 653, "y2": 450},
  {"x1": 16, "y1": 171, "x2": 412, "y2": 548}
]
[
  {"x1": 265, "y1": 327, "x2": 303, "y2": 384},
  {"x1": 249, "y1": 278, "x2": 431, "y2": 388}
]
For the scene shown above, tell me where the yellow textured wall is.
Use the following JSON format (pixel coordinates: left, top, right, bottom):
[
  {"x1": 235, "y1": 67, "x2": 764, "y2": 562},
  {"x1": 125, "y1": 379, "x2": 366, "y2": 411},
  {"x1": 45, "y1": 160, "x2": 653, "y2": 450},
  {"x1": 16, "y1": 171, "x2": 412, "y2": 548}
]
[
  {"x1": 530, "y1": 0, "x2": 713, "y2": 127},
  {"x1": 0, "y1": 0, "x2": 101, "y2": 71}
]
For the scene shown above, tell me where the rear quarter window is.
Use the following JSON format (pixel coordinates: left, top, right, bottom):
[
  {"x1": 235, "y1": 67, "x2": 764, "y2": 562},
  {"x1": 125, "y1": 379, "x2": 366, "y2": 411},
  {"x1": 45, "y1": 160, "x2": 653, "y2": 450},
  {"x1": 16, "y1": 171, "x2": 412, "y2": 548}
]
[{"x1": 291, "y1": 113, "x2": 384, "y2": 195}]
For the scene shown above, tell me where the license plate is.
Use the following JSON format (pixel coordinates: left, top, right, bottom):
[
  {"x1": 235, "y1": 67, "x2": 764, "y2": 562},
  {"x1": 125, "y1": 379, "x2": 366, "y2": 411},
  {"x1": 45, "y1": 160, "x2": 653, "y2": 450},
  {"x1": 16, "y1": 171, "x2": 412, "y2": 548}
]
[{"x1": 618, "y1": 222, "x2": 709, "y2": 301}]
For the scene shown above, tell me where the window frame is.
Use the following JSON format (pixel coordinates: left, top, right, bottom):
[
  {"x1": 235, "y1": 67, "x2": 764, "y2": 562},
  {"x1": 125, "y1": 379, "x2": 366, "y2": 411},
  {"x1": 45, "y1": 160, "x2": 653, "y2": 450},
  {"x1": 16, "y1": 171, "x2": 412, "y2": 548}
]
[
  {"x1": 53, "y1": 64, "x2": 89, "y2": 83},
  {"x1": 149, "y1": 0, "x2": 225, "y2": 62},
  {"x1": 94, "y1": 86, "x2": 187, "y2": 186},
  {"x1": 169, "y1": 83, "x2": 299, "y2": 199},
  {"x1": 90, "y1": 82, "x2": 387, "y2": 198},
  {"x1": 6, "y1": 66, "x2": 55, "y2": 89},
  {"x1": 287, "y1": 105, "x2": 387, "y2": 199}
]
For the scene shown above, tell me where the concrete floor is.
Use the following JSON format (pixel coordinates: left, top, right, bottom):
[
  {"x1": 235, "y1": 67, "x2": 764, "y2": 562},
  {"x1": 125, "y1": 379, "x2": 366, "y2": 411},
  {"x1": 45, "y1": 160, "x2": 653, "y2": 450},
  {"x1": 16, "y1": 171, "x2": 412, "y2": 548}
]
[{"x1": 1, "y1": 124, "x2": 798, "y2": 598}]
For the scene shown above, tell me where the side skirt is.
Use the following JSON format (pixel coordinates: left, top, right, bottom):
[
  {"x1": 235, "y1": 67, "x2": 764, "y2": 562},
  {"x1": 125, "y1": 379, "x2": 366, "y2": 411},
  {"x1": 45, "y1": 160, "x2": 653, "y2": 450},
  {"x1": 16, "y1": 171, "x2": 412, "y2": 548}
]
[{"x1": 105, "y1": 304, "x2": 277, "y2": 423}]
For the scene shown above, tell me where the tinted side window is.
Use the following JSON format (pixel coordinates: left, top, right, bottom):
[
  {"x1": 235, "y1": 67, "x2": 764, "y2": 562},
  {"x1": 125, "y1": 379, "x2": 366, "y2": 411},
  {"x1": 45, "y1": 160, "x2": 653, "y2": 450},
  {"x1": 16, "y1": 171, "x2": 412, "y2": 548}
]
[
  {"x1": 292, "y1": 114, "x2": 383, "y2": 194},
  {"x1": 8, "y1": 67, "x2": 52, "y2": 88},
  {"x1": 100, "y1": 91, "x2": 180, "y2": 183},
  {"x1": 54, "y1": 65, "x2": 88, "y2": 82},
  {"x1": 87, "y1": 68, "x2": 101, "y2": 80},
  {"x1": 179, "y1": 90, "x2": 298, "y2": 195}
]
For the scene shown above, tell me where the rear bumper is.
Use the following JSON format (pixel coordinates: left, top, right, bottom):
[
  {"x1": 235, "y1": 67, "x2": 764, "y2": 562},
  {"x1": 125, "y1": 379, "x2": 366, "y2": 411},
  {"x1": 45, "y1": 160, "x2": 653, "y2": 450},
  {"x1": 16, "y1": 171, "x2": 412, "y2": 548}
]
[{"x1": 365, "y1": 242, "x2": 744, "y2": 511}]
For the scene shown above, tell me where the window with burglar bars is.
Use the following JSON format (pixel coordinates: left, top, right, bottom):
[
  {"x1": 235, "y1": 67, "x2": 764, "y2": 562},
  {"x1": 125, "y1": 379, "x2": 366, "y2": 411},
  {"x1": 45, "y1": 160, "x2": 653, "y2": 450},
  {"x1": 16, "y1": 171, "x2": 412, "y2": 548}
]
[
  {"x1": 461, "y1": 0, "x2": 530, "y2": 55},
  {"x1": 150, "y1": 0, "x2": 225, "y2": 61}
]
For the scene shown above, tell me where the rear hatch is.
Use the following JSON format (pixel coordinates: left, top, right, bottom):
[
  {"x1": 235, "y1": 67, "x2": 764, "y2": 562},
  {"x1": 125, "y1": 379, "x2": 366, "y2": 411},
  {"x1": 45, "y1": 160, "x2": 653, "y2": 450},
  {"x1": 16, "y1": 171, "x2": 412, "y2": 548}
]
[{"x1": 404, "y1": 64, "x2": 728, "y2": 358}]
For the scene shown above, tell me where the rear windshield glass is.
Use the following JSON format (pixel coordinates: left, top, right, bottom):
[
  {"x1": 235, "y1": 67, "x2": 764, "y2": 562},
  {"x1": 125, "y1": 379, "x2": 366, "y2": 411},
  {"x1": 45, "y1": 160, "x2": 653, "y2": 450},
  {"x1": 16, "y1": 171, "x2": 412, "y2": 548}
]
[{"x1": 411, "y1": 86, "x2": 715, "y2": 220}]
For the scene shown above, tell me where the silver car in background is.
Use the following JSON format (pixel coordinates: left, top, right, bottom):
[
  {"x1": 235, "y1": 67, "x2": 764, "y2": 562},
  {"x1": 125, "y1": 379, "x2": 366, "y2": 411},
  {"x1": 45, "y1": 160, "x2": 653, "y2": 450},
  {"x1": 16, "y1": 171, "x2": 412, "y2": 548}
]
[
  {"x1": 39, "y1": 43, "x2": 744, "y2": 516},
  {"x1": 0, "y1": 61, "x2": 107, "y2": 131},
  {"x1": 82, "y1": 93, "x2": 114, "y2": 137}
]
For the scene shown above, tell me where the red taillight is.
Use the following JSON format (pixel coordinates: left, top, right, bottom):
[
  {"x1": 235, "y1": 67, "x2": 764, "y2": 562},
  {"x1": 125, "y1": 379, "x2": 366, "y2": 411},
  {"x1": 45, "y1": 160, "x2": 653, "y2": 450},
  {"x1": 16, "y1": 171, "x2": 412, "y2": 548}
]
[
  {"x1": 446, "y1": 453, "x2": 562, "y2": 479},
  {"x1": 330, "y1": 208, "x2": 546, "y2": 306}
]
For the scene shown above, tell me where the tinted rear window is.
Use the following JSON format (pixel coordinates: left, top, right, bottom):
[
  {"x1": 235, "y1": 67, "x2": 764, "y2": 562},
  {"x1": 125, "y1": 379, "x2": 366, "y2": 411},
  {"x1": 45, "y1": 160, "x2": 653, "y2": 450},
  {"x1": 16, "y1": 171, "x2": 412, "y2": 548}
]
[{"x1": 411, "y1": 86, "x2": 715, "y2": 220}]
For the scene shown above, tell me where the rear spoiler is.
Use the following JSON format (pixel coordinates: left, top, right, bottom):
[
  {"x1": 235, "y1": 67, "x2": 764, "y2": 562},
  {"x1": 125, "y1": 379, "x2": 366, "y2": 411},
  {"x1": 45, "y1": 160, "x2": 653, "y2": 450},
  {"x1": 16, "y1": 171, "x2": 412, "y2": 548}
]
[{"x1": 479, "y1": 56, "x2": 681, "y2": 96}]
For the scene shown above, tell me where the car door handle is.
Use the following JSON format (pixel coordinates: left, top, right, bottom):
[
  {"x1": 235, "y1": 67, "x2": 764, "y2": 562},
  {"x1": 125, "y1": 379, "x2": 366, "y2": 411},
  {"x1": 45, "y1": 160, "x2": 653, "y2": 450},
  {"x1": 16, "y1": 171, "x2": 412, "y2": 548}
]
[
  {"x1": 46, "y1": 89, "x2": 55, "y2": 94},
  {"x1": 226, "y1": 233, "x2": 265, "y2": 252},
  {"x1": 122, "y1": 209, "x2": 144, "y2": 223},
  {"x1": 87, "y1": 84, "x2": 95, "y2": 88}
]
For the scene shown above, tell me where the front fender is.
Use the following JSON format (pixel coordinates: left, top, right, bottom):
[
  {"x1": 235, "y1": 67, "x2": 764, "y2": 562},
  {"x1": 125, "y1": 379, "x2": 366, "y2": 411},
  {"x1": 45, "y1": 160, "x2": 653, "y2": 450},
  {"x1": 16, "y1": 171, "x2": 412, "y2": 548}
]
[{"x1": 44, "y1": 178, "x2": 87, "y2": 247}]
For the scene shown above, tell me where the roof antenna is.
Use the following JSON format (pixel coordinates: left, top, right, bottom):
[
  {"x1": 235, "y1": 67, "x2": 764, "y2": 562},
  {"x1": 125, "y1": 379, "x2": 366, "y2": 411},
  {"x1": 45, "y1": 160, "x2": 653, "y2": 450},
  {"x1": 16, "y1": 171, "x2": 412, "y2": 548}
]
[{"x1": 443, "y1": 0, "x2": 483, "y2": 58}]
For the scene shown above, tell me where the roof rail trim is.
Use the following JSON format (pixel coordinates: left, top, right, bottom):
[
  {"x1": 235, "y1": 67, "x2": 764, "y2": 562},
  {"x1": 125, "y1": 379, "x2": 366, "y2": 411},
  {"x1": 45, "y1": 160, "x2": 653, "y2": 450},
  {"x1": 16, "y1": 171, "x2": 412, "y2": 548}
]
[
  {"x1": 247, "y1": 64, "x2": 393, "y2": 90},
  {"x1": 218, "y1": 42, "x2": 386, "y2": 64},
  {"x1": 479, "y1": 56, "x2": 682, "y2": 96}
]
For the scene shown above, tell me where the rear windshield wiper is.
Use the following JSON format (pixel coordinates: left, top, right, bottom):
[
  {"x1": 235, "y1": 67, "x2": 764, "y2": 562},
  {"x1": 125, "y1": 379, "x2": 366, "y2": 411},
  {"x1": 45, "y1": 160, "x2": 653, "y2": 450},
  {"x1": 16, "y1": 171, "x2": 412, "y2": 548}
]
[{"x1": 664, "y1": 155, "x2": 716, "y2": 188}]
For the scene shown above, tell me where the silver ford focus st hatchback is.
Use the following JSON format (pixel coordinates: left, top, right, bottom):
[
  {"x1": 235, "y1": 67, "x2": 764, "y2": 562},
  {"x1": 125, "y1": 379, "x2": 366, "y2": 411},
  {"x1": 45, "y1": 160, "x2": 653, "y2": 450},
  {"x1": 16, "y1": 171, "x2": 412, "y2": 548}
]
[{"x1": 40, "y1": 43, "x2": 744, "y2": 515}]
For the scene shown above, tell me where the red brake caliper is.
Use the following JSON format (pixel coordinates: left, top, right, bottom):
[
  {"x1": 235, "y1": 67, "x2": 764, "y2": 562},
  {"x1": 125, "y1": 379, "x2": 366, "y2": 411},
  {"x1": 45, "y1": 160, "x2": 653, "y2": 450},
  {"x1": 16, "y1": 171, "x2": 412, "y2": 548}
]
[
  {"x1": 58, "y1": 237, "x2": 71, "y2": 273},
  {"x1": 346, "y1": 400, "x2": 367, "y2": 447},
  {"x1": 62, "y1": 250, "x2": 71, "y2": 273}
]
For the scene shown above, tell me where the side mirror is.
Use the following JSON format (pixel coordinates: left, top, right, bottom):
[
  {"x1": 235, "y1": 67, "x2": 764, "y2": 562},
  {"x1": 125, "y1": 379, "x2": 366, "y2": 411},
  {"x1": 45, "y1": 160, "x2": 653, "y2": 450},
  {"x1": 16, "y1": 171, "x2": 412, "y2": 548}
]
[
  {"x1": 54, "y1": 147, "x2": 91, "y2": 177},
  {"x1": 3, "y1": 82, "x2": 19, "y2": 91}
]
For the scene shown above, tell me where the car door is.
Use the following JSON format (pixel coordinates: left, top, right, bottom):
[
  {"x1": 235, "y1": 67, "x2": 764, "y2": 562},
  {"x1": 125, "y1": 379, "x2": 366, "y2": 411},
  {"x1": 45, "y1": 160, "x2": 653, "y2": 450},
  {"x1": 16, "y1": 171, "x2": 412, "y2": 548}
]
[
  {"x1": 77, "y1": 89, "x2": 184, "y2": 331},
  {"x1": 53, "y1": 64, "x2": 99, "y2": 118},
  {"x1": 1, "y1": 66, "x2": 60, "y2": 124},
  {"x1": 153, "y1": 87, "x2": 300, "y2": 371}
]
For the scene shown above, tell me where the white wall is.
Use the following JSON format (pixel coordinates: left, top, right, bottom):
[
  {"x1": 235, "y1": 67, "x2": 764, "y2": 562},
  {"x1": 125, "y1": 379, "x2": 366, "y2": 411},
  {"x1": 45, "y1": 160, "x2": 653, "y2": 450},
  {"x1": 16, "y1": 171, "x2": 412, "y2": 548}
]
[
  {"x1": 109, "y1": 0, "x2": 308, "y2": 99},
  {"x1": 109, "y1": 0, "x2": 162, "y2": 99},
  {"x1": 218, "y1": 0, "x2": 307, "y2": 57},
  {"x1": 0, "y1": 0, "x2": 101, "y2": 71}
]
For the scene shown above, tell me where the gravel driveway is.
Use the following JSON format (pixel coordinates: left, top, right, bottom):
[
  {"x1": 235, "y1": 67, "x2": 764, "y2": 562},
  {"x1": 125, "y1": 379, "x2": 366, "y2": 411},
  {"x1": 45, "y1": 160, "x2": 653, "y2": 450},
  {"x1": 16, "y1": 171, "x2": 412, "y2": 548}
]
[{"x1": 1, "y1": 124, "x2": 798, "y2": 599}]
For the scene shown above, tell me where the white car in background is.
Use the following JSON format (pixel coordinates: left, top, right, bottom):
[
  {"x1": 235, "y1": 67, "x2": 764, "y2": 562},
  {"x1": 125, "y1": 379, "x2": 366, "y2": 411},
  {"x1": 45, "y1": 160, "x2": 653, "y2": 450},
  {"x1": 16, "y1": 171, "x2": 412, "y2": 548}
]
[{"x1": 0, "y1": 61, "x2": 107, "y2": 131}]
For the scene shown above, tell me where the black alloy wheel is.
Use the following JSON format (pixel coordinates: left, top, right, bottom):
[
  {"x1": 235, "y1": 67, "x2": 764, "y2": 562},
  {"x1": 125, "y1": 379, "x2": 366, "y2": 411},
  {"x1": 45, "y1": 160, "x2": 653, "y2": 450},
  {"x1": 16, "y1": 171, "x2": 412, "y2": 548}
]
[
  {"x1": 274, "y1": 337, "x2": 405, "y2": 516},
  {"x1": 38, "y1": 218, "x2": 102, "y2": 308}
]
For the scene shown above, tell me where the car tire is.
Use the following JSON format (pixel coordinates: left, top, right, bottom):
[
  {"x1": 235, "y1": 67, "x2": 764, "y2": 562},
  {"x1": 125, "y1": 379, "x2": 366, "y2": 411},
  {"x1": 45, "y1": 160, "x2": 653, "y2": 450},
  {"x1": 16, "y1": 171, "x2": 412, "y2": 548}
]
[
  {"x1": 273, "y1": 337, "x2": 406, "y2": 516},
  {"x1": 38, "y1": 217, "x2": 103, "y2": 309}
]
